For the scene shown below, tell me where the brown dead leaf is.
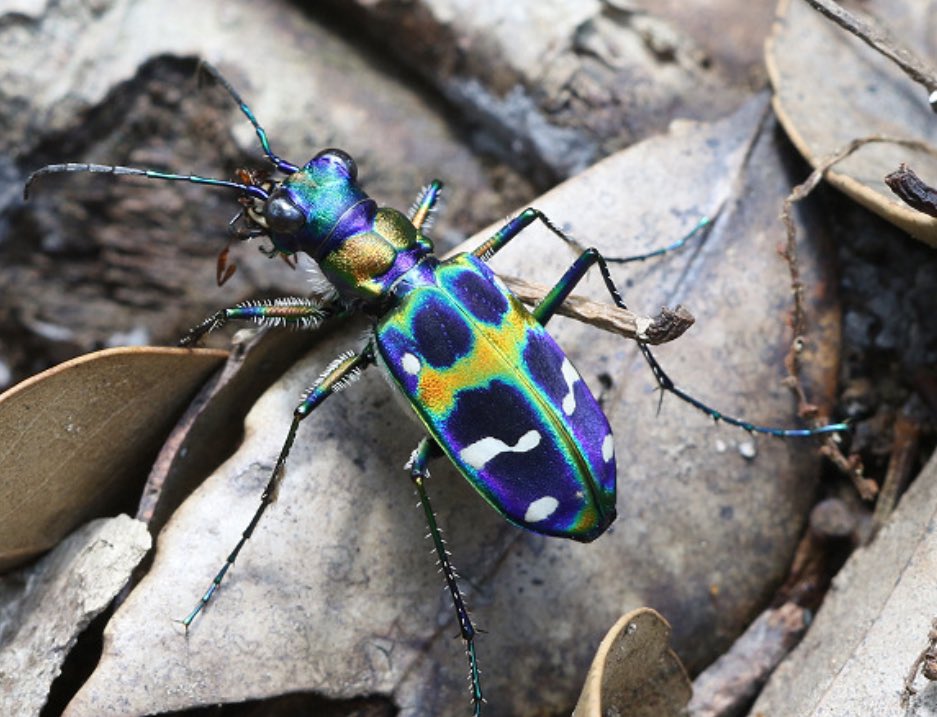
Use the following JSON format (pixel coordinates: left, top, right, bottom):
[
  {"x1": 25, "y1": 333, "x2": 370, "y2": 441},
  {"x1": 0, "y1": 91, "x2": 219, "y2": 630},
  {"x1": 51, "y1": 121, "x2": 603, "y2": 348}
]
[
  {"x1": 63, "y1": 97, "x2": 840, "y2": 717},
  {"x1": 751, "y1": 449, "x2": 937, "y2": 716},
  {"x1": 0, "y1": 346, "x2": 226, "y2": 572},
  {"x1": 322, "y1": 0, "x2": 748, "y2": 178},
  {"x1": 767, "y1": 0, "x2": 937, "y2": 246},
  {"x1": 572, "y1": 608, "x2": 691, "y2": 717}
]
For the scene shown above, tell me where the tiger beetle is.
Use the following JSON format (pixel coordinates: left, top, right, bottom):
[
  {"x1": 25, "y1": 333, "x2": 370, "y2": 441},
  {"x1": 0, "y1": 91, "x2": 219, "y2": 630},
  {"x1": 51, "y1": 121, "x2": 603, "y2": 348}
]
[{"x1": 24, "y1": 63, "x2": 847, "y2": 715}]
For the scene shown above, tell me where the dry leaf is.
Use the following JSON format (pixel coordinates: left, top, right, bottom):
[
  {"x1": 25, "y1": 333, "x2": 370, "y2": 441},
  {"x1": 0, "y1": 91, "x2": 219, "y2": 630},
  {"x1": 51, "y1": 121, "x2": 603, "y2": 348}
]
[
  {"x1": 323, "y1": 0, "x2": 747, "y2": 178},
  {"x1": 572, "y1": 608, "x2": 691, "y2": 717},
  {"x1": 63, "y1": 97, "x2": 840, "y2": 717},
  {"x1": 0, "y1": 347, "x2": 225, "y2": 571},
  {"x1": 0, "y1": 515, "x2": 151, "y2": 717},
  {"x1": 766, "y1": 0, "x2": 937, "y2": 245},
  {"x1": 751, "y1": 450, "x2": 937, "y2": 716}
]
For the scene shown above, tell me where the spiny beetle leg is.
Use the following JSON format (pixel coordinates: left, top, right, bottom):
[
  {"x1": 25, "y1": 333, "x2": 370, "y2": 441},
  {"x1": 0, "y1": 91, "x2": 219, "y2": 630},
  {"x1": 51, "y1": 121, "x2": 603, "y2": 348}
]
[
  {"x1": 406, "y1": 437, "x2": 483, "y2": 716},
  {"x1": 181, "y1": 348, "x2": 372, "y2": 629},
  {"x1": 472, "y1": 208, "x2": 710, "y2": 265},
  {"x1": 476, "y1": 210, "x2": 847, "y2": 437},
  {"x1": 603, "y1": 216, "x2": 712, "y2": 265},
  {"x1": 575, "y1": 250, "x2": 847, "y2": 436},
  {"x1": 408, "y1": 180, "x2": 444, "y2": 231},
  {"x1": 178, "y1": 296, "x2": 345, "y2": 346}
]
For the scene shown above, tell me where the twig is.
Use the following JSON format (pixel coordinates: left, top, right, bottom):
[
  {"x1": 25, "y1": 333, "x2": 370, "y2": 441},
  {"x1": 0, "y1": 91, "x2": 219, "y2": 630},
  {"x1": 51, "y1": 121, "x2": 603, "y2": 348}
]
[
  {"x1": 777, "y1": 136, "x2": 937, "y2": 500},
  {"x1": 885, "y1": 164, "x2": 937, "y2": 217},
  {"x1": 780, "y1": 135, "x2": 937, "y2": 500},
  {"x1": 801, "y1": 0, "x2": 937, "y2": 108},
  {"x1": 688, "y1": 603, "x2": 808, "y2": 717},
  {"x1": 503, "y1": 275, "x2": 694, "y2": 345},
  {"x1": 869, "y1": 407, "x2": 920, "y2": 540},
  {"x1": 903, "y1": 618, "x2": 937, "y2": 707}
]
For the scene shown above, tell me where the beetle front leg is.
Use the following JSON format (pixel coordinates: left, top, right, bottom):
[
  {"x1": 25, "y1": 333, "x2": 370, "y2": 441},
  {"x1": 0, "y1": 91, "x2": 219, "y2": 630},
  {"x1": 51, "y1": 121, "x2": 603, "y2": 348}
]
[
  {"x1": 405, "y1": 437, "x2": 484, "y2": 717},
  {"x1": 179, "y1": 296, "x2": 347, "y2": 346},
  {"x1": 181, "y1": 347, "x2": 373, "y2": 628}
]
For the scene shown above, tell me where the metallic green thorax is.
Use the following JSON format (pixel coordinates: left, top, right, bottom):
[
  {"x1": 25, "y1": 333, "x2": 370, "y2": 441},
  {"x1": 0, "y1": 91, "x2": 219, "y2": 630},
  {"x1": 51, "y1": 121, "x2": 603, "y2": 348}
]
[{"x1": 264, "y1": 150, "x2": 433, "y2": 302}]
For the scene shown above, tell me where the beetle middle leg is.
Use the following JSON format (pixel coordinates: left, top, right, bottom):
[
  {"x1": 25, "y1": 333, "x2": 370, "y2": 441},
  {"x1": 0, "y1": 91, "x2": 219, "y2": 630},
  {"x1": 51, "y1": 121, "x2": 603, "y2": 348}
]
[
  {"x1": 405, "y1": 437, "x2": 483, "y2": 717},
  {"x1": 180, "y1": 347, "x2": 373, "y2": 628},
  {"x1": 474, "y1": 210, "x2": 845, "y2": 437},
  {"x1": 471, "y1": 206, "x2": 710, "y2": 265}
]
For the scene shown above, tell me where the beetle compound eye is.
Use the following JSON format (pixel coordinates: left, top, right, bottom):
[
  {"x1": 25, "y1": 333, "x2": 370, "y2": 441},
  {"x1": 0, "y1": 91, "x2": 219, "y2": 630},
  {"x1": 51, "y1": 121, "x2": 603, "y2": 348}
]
[
  {"x1": 265, "y1": 194, "x2": 305, "y2": 235},
  {"x1": 316, "y1": 148, "x2": 358, "y2": 181}
]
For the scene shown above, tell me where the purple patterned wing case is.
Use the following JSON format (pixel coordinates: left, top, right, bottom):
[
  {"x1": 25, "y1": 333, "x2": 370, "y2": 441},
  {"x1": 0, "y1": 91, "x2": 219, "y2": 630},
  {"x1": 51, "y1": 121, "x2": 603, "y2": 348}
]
[{"x1": 375, "y1": 253, "x2": 616, "y2": 541}]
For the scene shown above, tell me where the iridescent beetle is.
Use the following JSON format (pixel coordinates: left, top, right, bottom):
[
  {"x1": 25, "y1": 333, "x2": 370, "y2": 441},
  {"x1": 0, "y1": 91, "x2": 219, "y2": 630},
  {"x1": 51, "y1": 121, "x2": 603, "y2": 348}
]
[{"x1": 24, "y1": 64, "x2": 846, "y2": 715}]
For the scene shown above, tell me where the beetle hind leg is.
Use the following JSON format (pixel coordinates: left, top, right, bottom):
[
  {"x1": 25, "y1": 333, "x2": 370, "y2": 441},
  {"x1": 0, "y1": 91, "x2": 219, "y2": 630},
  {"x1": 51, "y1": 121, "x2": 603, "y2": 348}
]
[
  {"x1": 406, "y1": 437, "x2": 484, "y2": 716},
  {"x1": 179, "y1": 348, "x2": 372, "y2": 629}
]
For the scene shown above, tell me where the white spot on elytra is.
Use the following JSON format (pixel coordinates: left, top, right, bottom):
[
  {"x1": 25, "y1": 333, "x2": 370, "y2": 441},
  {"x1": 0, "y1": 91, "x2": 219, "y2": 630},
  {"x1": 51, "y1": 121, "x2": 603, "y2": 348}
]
[
  {"x1": 459, "y1": 430, "x2": 541, "y2": 470},
  {"x1": 401, "y1": 353, "x2": 421, "y2": 375},
  {"x1": 561, "y1": 358, "x2": 580, "y2": 416},
  {"x1": 602, "y1": 433, "x2": 614, "y2": 462},
  {"x1": 525, "y1": 496, "x2": 559, "y2": 523}
]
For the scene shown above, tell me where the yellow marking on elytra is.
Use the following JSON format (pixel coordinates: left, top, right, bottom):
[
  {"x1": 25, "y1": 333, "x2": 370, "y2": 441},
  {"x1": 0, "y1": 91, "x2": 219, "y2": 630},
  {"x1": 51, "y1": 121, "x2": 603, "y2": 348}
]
[{"x1": 416, "y1": 300, "x2": 531, "y2": 418}]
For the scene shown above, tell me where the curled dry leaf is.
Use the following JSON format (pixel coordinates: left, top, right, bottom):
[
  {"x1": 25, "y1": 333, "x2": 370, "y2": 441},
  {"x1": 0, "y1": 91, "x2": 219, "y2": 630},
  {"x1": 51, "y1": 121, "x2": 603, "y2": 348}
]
[
  {"x1": 752, "y1": 449, "x2": 937, "y2": 716},
  {"x1": 572, "y1": 608, "x2": 690, "y2": 717},
  {"x1": 767, "y1": 0, "x2": 937, "y2": 246},
  {"x1": 0, "y1": 346, "x2": 226, "y2": 572}
]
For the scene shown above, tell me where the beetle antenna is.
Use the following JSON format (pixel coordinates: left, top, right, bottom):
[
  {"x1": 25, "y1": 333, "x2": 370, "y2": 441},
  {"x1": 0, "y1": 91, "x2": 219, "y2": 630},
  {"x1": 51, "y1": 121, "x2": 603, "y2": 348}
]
[
  {"x1": 23, "y1": 162, "x2": 271, "y2": 201},
  {"x1": 197, "y1": 61, "x2": 299, "y2": 175}
]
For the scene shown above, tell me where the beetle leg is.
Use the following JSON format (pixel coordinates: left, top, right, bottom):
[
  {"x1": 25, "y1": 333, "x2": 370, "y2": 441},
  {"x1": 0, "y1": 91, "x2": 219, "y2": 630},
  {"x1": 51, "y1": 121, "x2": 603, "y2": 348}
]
[
  {"x1": 472, "y1": 208, "x2": 711, "y2": 265},
  {"x1": 406, "y1": 437, "x2": 484, "y2": 717},
  {"x1": 181, "y1": 348, "x2": 373, "y2": 628},
  {"x1": 526, "y1": 245, "x2": 847, "y2": 438},
  {"x1": 408, "y1": 180, "x2": 444, "y2": 231},
  {"x1": 179, "y1": 296, "x2": 348, "y2": 346}
]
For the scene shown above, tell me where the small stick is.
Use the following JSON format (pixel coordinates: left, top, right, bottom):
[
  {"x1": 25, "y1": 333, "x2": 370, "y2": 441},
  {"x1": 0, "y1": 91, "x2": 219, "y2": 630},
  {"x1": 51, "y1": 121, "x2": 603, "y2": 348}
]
[
  {"x1": 801, "y1": 0, "x2": 937, "y2": 107},
  {"x1": 776, "y1": 136, "x2": 937, "y2": 499},
  {"x1": 502, "y1": 275, "x2": 694, "y2": 345}
]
